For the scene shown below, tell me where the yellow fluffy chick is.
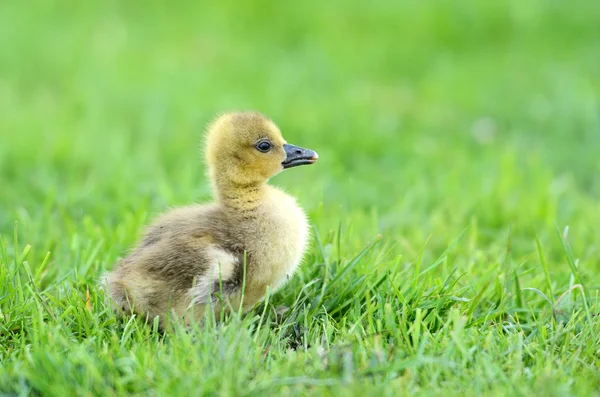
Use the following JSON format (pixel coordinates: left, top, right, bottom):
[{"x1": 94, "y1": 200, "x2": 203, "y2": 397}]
[{"x1": 102, "y1": 112, "x2": 318, "y2": 327}]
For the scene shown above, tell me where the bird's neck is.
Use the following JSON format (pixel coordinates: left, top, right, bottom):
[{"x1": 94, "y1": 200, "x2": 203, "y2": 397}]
[{"x1": 214, "y1": 178, "x2": 267, "y2": 214}]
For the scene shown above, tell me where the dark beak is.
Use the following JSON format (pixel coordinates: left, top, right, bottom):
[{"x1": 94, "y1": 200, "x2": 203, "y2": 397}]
[{"x1": 282, "y1": 144, "x2": 319, "y2": 169}]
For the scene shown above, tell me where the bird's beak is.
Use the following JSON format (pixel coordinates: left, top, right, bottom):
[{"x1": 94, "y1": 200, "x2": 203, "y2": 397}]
[{"x1": 282, "y1": 144, "x2": 319, "y2": 169}]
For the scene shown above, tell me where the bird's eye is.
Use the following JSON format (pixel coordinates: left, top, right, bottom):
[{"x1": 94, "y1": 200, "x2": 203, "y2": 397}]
[{"x1": 256, "y1": 140, "x2": 272, "y2": 153}]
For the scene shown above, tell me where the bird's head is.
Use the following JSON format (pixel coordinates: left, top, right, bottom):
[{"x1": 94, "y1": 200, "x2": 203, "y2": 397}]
[{"x1": 205, "y1": 112, "x2": 318, "y2": 189}]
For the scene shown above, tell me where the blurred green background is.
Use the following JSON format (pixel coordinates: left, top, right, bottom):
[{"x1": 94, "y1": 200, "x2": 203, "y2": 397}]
[
  {"x1": 1, "y1": 0, "x2": 599, "y2": 272},
  {"x1": 1, "y1": 0, "x2": 600, "y2": 394}
]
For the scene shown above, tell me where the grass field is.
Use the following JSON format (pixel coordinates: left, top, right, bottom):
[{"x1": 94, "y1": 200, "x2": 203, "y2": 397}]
[{"x1": 1, "y1": 0, "x2": 600, "y2": 395}]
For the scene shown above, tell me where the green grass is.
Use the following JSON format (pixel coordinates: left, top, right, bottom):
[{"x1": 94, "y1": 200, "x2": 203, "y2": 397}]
[{"x1": 1, "y1": 0, "x2": 600, "y2": 395}]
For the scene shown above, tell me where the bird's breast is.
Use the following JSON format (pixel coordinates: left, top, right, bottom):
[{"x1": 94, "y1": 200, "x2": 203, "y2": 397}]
[{"x1": 244, "y1": 190, "x2": 310, "y2": 291}]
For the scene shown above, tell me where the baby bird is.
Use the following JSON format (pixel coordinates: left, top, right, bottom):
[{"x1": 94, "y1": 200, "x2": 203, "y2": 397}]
[{"x1": 102, "y1": 112, "x2": 318, "y2": 327}]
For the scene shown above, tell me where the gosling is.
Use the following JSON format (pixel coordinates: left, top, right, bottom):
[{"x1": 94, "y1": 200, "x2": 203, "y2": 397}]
[{"x1": 102, "y1": 112, "x2": 318, "y2": 327}]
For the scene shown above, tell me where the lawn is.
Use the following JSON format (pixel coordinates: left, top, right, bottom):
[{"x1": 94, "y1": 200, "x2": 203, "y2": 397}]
[{"x1": 1, "y1": 0, "x2": 599, "y2": 395}]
